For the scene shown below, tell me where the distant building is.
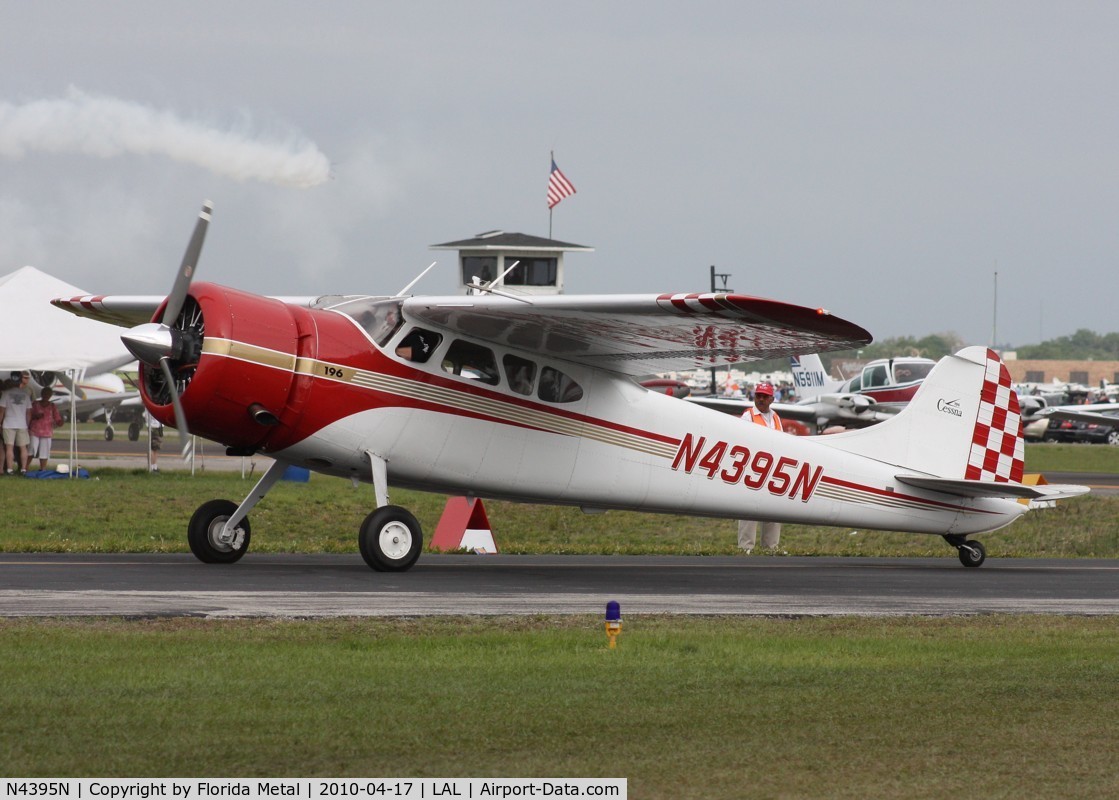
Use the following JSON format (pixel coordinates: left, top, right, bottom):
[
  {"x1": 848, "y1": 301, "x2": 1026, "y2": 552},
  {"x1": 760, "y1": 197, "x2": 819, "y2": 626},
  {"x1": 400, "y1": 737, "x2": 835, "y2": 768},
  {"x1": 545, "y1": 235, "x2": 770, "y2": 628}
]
[
  {"x1": 1002, "y1": 357, "x2": 1119, "y2": 387},
  {"x1": 431, "y1": 231, "x2": 593, "y2": 297}
]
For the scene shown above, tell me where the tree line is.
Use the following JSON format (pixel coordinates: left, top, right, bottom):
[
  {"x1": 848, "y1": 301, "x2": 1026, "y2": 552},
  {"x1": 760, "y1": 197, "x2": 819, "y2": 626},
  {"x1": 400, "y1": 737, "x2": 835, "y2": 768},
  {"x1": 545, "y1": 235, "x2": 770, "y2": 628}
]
[{"x1": 741, "y1": 330, "x2": 1119, "y2": 376}]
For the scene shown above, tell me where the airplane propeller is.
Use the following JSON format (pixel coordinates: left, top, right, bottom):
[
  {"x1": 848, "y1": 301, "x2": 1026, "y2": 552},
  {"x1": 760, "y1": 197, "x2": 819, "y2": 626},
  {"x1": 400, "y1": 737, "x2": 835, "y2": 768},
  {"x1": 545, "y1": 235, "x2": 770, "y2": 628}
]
[{"x1": 120, "y1": 200, "x2": 212, "y2": 455}]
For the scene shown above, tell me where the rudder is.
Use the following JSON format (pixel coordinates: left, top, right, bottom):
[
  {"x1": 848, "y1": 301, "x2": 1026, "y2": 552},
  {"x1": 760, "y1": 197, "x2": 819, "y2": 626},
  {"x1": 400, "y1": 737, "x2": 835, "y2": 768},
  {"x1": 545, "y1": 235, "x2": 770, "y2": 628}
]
[{"x1": 964, "y1": 348, "x2": 1025, "y2": 483}]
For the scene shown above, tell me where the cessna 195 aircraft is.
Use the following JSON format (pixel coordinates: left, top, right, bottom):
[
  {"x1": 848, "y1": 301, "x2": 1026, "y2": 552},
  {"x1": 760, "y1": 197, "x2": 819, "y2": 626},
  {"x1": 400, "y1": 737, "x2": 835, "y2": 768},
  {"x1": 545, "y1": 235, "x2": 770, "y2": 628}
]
[{"x1": 53, "y1": 202, "x2": 1088, "y2": 570}]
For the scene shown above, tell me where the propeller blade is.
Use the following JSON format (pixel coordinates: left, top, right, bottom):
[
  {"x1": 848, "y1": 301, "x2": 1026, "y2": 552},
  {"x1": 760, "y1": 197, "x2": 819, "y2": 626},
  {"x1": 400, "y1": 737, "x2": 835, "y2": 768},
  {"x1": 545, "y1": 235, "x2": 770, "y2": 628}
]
[
  {"x1": 158, "y1": 356, "x2": 191, "y2": 453},
  {"x1": 159, "y1": 200, "x2": 212, "y2": 326}
]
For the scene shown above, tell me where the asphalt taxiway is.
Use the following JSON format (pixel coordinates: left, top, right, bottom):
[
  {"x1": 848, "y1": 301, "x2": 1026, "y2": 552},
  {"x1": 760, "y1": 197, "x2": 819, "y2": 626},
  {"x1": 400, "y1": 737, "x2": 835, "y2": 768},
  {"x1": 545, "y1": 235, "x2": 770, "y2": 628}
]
[{"x1": 1, "y1": 553, "x2": 1116, "y2": 617}]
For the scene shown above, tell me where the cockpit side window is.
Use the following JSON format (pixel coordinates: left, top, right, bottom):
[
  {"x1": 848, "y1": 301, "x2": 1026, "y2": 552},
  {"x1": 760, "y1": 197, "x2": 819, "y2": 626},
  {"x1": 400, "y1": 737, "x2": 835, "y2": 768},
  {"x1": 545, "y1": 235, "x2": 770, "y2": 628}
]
[
  {"x1": 864, "y1": 365, "x2": 888, "y2": 388},
  {"x1": 441, "y1": 339, "x2": 500, "y2": 385},
  {"x1": 395, "y1": 327, "x2": 442, "y2": 363},
  {"x1": 334, "y1": 298, "x2": 405, "y2": 346},
  {"x1": 538, "y1": 366, "x2": 583, "y2": 403},
  {"x1": 503, "y1": 354, "x2": 537, "y2": 396}
]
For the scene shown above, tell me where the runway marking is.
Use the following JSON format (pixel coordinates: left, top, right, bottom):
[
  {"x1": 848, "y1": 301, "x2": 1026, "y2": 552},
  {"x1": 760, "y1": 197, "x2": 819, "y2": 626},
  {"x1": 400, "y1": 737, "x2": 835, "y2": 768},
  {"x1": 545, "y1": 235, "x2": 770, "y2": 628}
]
[{"x1": 2, "y1": 590, "x2": 1118, "y2": 618}]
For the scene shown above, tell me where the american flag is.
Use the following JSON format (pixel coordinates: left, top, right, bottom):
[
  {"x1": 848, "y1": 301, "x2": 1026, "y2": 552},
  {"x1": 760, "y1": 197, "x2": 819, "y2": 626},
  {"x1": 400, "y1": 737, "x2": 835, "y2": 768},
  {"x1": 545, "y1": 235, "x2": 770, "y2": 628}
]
[{"x1": 547, "y1": 159, "x2": 576, "y2": 209}]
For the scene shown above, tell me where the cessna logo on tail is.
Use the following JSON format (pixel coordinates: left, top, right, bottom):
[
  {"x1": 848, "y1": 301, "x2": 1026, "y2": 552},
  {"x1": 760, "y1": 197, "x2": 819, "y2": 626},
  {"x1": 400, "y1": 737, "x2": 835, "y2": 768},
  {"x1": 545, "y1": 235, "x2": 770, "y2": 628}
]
[{"x1": 937, "y1": 398, "x2": 962, "y2": 417}]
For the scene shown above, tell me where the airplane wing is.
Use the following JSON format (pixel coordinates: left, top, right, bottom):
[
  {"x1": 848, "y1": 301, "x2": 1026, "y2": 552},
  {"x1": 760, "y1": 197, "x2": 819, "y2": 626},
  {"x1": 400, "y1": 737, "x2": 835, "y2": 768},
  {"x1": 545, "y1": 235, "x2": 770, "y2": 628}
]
[
  {"x1": 1041, "y1": 403, "x2": 1119, "y2": 427},
  {"x1": 687, "y1": 394, "x2": 897, "y2": 431},
  {"x1": 54, "y1": 287, "x2": 872, "y2": 376},
  {"x1": 51, "y1": 294, "x2": 323, "y2": 327},
  {"x1": 403, "y1": 292, "x2": 871, "y2": 376}
]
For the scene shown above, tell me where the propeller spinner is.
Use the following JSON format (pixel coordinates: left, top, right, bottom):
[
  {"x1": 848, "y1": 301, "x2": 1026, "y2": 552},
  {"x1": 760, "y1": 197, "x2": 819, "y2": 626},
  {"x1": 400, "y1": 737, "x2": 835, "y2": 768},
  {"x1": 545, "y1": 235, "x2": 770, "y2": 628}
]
[{"x1": 121, "y1": 201, "x2": 212, "y2": 452}]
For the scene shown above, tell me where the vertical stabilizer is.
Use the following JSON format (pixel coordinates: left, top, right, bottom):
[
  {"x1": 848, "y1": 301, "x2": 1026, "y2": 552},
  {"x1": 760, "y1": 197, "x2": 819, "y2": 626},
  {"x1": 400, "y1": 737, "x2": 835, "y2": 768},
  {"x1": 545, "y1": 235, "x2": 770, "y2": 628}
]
[
  {"x1": 820, "y1": 347, "x2": 1024, "y2": 482},
  {"x1": 790, "y1": 353, "x2": 845, "y2": 396}
]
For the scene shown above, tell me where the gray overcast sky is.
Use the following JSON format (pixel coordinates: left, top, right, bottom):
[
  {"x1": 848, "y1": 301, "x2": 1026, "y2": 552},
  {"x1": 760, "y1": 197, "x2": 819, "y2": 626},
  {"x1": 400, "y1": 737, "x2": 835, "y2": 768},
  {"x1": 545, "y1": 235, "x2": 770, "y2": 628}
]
[{"x1": 2, "y1": 2, "x2": 1116, "y2": 349}]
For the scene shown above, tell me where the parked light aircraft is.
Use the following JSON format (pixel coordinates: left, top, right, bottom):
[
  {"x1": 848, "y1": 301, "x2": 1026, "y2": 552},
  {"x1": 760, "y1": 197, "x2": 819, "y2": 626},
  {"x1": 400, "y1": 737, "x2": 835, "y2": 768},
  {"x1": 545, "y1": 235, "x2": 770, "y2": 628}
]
[
  {"x1": 53, "y1": 203, "x2": 1087, "y2": 570},
  {"x1": 1039, "y1": 402, "x2": 1119, "y2": 431},
  {"x1": 27, "y1": 370, "x2": 142, "y2": 441},
  {"x1": 688, "y1": 353, "x2": 936, "y2": 432}
]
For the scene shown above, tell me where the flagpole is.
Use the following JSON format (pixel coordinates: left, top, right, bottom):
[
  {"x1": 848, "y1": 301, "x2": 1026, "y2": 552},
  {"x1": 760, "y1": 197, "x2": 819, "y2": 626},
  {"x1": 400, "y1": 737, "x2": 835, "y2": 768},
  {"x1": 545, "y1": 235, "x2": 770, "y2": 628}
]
[{"x1": 549, "y1": 150, "x2": 554, "y2": 238}]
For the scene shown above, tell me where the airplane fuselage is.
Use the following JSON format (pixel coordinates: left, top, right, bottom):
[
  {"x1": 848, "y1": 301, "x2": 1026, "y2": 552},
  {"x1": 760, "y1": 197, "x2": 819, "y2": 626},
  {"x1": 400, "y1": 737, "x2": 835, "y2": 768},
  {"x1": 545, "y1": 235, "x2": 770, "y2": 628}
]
[{"x1": 157, "y1": 287, "x2": 1024, "y2": 538}]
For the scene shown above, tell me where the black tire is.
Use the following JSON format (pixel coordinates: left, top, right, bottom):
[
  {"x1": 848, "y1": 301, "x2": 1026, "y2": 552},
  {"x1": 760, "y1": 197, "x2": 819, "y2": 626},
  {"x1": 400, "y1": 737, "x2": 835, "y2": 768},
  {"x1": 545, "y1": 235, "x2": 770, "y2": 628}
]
[
  {"x1": 1107, "y1": 430, "x2": 1119, "y2": 447},
  {"x1": 188, "y1": 499, "x2": 251, "y2": 564},
  {"x1": 958, "y1": 539, "x2": 986, "y2": 568},
  {"x1": 128, "y1": 421, "x2": 141, "y2": 441},
  {"x1": 359, "y1": 506, "x2": 422, "y2": 572},
  {"x1": 104, "y1": 427, "x2": 114, "y2": 441}
]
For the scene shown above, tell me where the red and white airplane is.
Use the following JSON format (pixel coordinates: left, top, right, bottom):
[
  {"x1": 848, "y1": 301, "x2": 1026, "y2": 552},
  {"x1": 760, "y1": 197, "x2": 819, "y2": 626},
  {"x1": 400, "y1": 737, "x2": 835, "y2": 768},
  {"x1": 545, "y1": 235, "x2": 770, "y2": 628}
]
[{"x1": 53, "y1": 203, "x2": 1087, "y2": 570}]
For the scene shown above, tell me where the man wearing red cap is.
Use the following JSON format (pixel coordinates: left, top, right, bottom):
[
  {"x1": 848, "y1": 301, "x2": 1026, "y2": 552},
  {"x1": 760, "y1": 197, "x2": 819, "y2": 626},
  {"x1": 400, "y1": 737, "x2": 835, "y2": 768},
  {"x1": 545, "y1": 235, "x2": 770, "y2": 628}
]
[{"x1": 737, "y1": 381, "x2": 785, "y2": 553}]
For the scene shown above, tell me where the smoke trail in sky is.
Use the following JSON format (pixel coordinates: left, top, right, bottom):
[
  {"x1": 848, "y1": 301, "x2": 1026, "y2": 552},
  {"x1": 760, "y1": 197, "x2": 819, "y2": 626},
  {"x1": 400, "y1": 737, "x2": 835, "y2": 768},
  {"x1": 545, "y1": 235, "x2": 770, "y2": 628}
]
[{"x1": 0, "y1": 88, "x2": 331, "y2": 188}]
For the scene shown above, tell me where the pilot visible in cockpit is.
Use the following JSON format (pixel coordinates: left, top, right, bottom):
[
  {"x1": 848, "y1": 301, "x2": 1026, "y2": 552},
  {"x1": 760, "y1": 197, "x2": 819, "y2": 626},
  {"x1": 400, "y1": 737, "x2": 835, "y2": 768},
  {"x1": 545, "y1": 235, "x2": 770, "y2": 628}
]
[{"x1": 395, "y1": 329, "x2": 439, "y2": 363}]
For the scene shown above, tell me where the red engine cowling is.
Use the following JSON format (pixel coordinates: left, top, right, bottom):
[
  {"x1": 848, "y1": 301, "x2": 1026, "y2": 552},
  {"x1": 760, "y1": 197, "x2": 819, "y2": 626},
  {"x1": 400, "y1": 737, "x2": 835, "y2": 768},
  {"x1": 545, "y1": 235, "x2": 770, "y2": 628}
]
[{"x1": 141, "y1": 282, "x2": 303, "y2": 452}]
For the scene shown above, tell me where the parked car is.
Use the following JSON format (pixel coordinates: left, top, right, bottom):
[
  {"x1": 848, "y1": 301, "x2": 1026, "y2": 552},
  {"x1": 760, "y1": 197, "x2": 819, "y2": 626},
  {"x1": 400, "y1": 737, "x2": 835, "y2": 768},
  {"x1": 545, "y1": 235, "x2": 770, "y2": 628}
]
[{"x1": 1041, "y1": 413, "x2": 1119, "y2": 445}]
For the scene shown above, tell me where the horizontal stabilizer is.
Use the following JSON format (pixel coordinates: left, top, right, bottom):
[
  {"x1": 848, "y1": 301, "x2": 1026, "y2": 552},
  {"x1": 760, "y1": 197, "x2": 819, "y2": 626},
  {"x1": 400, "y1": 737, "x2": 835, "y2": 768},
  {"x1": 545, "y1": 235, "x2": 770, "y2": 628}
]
[{"x1": 895, "y1": 474, "x2": 1090, "y2": 501}]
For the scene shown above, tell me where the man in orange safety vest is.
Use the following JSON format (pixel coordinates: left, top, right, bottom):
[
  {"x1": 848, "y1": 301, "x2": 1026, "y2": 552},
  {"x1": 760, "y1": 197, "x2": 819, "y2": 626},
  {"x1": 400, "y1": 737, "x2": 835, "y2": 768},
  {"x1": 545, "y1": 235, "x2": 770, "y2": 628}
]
[{"x1": 737, "y1": 381, "x2": 785, "y2": 553}]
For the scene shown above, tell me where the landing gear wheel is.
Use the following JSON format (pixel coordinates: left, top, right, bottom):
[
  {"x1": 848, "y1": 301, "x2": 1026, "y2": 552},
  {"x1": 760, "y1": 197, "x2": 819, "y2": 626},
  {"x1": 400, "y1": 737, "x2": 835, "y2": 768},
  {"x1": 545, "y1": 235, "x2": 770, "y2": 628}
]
[
  {"x1": 957, "y1": 539, "x2": 987, "y2": 568},
  {"x1": 188, "y1": 499, "x2": 251, "y2": 564},
  {"x1": 128, "y1": 421, "x2": 141, "y2": 441},
  {"x1": 359, "y1": 506, "x2": 422, "y2": 572},
  {"x1": 104, "y1": 427, "x2": 114, "y2": 441}
]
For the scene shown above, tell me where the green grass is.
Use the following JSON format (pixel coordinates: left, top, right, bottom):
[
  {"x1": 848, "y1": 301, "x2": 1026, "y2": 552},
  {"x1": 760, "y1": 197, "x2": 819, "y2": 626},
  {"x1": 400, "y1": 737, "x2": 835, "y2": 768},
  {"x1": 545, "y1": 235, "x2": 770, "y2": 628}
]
[
  {"x1": 1025, "y1": 441, "x2": 1119, "y2": 472},
  {"x1": 1, "y1": 441, "x2": 1117, "y2": 558},
  {"x1": 1, "y1": 616, "x2": 1116, "y2": 798}
]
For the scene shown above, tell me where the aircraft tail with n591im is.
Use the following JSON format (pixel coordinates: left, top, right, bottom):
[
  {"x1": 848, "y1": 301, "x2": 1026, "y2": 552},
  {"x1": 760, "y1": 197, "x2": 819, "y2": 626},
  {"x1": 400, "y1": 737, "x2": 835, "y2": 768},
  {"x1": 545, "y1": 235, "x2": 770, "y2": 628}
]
[{"x1": 52, "y1": 202, "x2": 1088, "y2": 571}]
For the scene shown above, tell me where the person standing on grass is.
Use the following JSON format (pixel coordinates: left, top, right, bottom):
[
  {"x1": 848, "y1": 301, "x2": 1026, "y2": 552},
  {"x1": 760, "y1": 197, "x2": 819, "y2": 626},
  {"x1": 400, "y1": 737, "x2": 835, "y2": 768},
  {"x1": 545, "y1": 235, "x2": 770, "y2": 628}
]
[
  {"x1": 27, "y1": 386, "x2": 63, "y2": 471},
  {"x1": 0, "y1": 371, "x2": 33, "y2": 474},
  {"x1": 147, "y1": 410, "x2": 163, "y2": 473},
  {"x1": 736, "y1": 381, "x2": 786, "y2": 553}
]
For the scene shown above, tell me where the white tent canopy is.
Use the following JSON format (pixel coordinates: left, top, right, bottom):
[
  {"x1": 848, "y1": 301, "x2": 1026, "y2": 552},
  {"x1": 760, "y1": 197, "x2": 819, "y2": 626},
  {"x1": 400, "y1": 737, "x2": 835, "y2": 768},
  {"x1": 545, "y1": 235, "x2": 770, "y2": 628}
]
[{"x1": 0, "y1": 266, "x2": 134, "y2": 375}]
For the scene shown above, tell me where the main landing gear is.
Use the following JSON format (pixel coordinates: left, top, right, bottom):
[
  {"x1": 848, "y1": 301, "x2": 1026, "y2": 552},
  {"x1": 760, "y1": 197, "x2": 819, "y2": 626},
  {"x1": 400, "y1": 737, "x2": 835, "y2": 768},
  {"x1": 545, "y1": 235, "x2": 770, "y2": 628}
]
[
  {"x1": 943, "y1": 534, "x2": 987, "y2": 568},
  {"x1": 184, "y1": 453, "x2": 424, "y2": 571}
]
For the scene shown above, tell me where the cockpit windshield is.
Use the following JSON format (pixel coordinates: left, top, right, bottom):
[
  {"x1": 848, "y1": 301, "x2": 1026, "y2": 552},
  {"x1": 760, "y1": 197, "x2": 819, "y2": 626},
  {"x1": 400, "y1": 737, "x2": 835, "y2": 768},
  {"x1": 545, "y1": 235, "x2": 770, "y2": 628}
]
[{"x1": 324, "y1": 297, "x2": 405, "y2": 346}]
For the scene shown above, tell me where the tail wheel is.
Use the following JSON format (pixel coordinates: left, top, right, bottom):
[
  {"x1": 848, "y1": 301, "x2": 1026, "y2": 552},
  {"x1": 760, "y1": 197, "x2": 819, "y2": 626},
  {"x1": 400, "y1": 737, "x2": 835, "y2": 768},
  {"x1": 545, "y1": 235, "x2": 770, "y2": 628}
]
[
  {"x1": 957, "y1": 539, "x2": 987, "y2": 568},
  {"x1": 359, "y1": 506, "x2": 422, "y2": 572},
  {"x1": 188, "y1": 499, "x2": 251, "y2": 564}
]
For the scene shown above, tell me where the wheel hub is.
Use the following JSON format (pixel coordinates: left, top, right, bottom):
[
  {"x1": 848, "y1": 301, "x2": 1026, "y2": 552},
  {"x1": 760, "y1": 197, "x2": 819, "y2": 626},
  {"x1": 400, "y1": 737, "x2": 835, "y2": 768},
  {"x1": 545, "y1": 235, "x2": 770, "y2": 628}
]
[
  {"x1": 379, "y1": 521, "x2": 413, "y2": 560},
  {"x1": 209, "y1": 517, "x2": 245, "y2": 552}
]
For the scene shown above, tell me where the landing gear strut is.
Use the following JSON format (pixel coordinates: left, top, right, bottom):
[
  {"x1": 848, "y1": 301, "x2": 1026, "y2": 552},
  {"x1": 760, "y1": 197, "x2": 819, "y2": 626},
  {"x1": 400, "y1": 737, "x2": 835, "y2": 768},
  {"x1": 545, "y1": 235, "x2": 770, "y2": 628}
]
[
  {"x1": 944, "y1": 534, "x2": 986, "y2": 568},
  {"x1": 185, "y1": 459, "x2": 287, "y2": 565},
  {"x1": 184, "y1": 453, "x2": 426, "y2": 572}
]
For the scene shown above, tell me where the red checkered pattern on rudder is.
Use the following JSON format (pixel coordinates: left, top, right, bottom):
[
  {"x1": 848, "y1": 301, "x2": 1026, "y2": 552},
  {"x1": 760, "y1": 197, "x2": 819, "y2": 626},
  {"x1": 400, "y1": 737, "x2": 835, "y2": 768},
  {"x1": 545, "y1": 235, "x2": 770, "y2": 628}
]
[{"x1": 965, "y1": 348, "x2": 1024, "y2": 483}]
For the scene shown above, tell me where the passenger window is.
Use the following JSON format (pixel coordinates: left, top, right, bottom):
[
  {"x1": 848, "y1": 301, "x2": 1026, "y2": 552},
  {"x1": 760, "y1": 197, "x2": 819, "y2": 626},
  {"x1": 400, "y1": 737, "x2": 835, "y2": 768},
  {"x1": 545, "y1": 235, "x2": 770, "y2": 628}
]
[
  {"x1": 394, "y1": 328, "x2": 442, "y2": 363},
  {"x1": 538, "y1": 366, "x2": 583, "y2": 403},
  {"x1": 442, "y1": 340, "x2": 500, "y2": 385},
  {"x1": 503, "y1": 355, "x2": 537, "y2": 396}
]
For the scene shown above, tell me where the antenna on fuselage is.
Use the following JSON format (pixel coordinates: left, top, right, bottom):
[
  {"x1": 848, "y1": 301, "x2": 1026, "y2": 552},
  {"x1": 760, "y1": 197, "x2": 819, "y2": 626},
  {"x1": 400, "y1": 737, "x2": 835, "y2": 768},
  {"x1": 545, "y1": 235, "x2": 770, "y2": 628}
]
[{"x1": 394, "y1": 261, "x2": 438, "y2": 298}]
